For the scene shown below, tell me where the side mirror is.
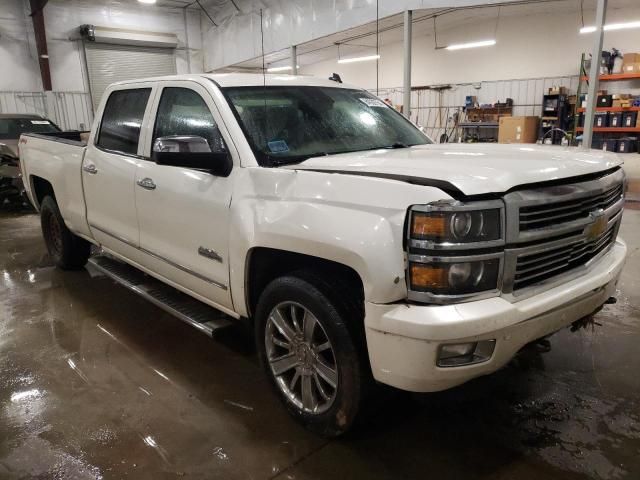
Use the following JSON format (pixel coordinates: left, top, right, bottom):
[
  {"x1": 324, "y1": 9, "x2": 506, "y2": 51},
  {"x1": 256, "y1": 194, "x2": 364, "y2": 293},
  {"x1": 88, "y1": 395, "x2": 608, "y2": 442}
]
[{"x1": 151, "y1": 135, "x2": 232, "y2": 177}]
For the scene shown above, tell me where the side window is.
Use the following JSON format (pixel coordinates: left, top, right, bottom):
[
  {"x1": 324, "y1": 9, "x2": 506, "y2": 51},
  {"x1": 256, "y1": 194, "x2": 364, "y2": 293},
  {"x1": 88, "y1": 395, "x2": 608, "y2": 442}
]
[
  {"x1": 97, "y1": 88, "x2": 151, "y2": 155},
  {"x1": 153, "y1": 87, "x2": 226, "y2": 153}
]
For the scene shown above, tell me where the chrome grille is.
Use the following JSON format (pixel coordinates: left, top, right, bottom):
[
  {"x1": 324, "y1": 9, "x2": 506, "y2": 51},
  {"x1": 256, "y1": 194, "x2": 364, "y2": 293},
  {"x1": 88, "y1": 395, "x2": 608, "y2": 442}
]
[
  {"x1": 519, "y1": 183, "x2": 623, "y2": 231},
  {"x1": 512, "y1": 219, "x2": 617, "y2": 290},
  {"x1": 502, "y1": 168, "x2": 625, "y2": 298},
  {"x1": 504, "y1": 168, "x2": 625, "y2": 245}
]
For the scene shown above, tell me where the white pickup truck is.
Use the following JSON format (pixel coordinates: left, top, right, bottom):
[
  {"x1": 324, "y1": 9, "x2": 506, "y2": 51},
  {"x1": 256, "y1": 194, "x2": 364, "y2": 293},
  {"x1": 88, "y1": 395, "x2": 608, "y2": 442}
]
[{"x1": 20, "y1": 74, "x2": 627, "y2": 436}]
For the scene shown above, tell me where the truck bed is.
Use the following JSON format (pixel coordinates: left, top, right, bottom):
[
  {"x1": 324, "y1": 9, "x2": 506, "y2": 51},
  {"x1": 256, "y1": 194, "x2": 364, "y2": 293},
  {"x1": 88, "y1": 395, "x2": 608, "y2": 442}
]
[
  {"x1": 23, "y1": 130, "x2": 90, "y2": 146},
  {"x1": 20, "y1": 131, "x2": 92, "y2": 239}
]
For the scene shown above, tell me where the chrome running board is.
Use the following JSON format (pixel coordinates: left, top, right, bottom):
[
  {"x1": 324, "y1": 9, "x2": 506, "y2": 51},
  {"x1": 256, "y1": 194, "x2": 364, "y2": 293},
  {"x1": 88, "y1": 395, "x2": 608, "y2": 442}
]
[{"x1": 87, "y1": 255, "x2": 233, "y2": 337}]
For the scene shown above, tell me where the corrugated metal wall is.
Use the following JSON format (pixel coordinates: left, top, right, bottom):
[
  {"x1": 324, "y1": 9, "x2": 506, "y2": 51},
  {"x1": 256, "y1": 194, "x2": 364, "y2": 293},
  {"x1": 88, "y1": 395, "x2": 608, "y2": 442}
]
[
  {"x1": 0, "y1": 91, "x2": 93, "y2": 131},
  {"x1": 48, "y1": 92, "x2": 94, "y2": 131},
  {"x1": 0, "y1": 92, "x2": 47, "y2": 117},
  {"x1": 377, "y1": 75, "x2": 640, "y2": 142},
  {"x1": 375, "y1": 75, "x2": 583, "y2": 142}
]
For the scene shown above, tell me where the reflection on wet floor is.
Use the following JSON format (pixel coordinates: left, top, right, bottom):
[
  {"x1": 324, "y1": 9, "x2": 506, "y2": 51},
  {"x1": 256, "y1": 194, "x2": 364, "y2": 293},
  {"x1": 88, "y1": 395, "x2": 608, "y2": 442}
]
[{"x1": 1, "y1": 207, "x2": 639, "y2": 480}]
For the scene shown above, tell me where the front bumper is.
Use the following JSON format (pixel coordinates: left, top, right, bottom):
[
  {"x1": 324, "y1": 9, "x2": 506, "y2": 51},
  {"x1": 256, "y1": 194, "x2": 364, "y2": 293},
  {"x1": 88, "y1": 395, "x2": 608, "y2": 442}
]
[{"x1": 364, "y1": 238, "x2": 627, "y2": 392}]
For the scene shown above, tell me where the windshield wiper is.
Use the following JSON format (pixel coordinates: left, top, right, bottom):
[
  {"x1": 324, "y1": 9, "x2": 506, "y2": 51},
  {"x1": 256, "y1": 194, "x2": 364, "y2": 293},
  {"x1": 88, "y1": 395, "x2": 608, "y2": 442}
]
[
  {"x1": 383, "y1": 142, "x2": 410, "y2": 149},
  {"x1": 357, "y1": 142, "x2": 411, "y2": 152},
  {"x1": 266, "y1": 151, "x2": 330, "y2": 167}
]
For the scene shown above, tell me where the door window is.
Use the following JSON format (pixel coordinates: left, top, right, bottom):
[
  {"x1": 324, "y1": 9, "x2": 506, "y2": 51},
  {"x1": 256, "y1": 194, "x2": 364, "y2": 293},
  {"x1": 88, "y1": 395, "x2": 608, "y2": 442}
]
[
  {"x1": 97, "y1": 88, "x2": 151, "y2": 155},
  {"x1": 153, "y1": 87, "x2": 226, "y2": 153}
]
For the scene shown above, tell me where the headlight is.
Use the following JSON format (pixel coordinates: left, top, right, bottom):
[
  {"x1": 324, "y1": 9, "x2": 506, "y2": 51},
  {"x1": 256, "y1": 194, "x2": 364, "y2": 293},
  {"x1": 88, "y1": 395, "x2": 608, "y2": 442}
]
[
  {"x1": 410, "y1": 208, "x2": 502, "y2": 244},
  {"x1": 406, "y1": 200, "x2": 505, "y2": 304},
  {"x1": 409, "y1": 257, "x2": 501, "y2": 295}
]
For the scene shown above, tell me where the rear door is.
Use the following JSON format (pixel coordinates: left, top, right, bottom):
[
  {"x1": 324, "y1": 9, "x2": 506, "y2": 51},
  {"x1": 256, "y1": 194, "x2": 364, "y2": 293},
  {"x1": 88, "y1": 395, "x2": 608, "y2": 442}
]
[
  {"x1": 134, "y1": 80, "x2": 236, "y2": 310},
  {"x1": 83, "y1": 85, "x2": 156, "y2": 252}
]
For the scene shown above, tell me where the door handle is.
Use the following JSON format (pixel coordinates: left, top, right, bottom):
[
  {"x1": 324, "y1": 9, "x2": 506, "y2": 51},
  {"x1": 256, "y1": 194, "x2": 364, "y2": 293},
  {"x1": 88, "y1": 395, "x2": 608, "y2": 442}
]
[
  {"x1": 83, "y1": 164, "x2": 98, "y2": 175},
  {"x1": 136, "y1": 177, "x2": 156, "y2": 190}
]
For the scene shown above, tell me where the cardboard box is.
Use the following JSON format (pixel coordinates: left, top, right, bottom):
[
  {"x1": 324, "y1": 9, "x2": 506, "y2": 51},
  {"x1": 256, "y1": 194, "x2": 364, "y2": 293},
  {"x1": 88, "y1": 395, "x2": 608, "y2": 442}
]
[
  {"x1": 622, "y1": 53, "x2": 640, "y2": 70},
  {"x1": 498, "y1": 116, "x2": 539, "y2": 144},
  {"x1": 624, "y1": 63, "x2": 640, "y2": 73},
  {"x1": 548, "y1": 86, "x2": 567, "y2": 95}
]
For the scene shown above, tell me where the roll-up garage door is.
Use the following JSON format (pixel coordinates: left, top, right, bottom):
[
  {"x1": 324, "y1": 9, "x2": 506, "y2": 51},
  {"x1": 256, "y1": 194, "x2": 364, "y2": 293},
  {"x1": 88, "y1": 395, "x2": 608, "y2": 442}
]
[{"x1": 84, "y1": 42, "x2": 176, "y2": 111}]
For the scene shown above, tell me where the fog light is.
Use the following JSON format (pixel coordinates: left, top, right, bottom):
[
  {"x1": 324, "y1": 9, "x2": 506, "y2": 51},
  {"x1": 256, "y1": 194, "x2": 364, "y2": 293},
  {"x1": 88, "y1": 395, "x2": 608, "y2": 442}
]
[{"x1": 437, "y1": 340, "x2": 496, "y2": 367}]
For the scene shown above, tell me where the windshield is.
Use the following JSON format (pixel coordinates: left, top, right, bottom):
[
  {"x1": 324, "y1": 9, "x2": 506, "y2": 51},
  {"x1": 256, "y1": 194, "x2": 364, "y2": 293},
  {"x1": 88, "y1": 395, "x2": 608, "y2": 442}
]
[
  {"x1": 0, "y1": 118, "x2": 60, "y2": 140},
  {"x1": 222, "y1": 86, "x2": 431, "y2": 166}
]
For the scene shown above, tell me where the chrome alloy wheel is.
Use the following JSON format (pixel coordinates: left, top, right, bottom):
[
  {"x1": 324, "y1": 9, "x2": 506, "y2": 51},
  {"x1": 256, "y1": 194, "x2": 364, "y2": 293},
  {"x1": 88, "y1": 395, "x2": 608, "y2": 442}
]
[{"x1": 265, "y1": 302, "x2": 338, "y2": 414}]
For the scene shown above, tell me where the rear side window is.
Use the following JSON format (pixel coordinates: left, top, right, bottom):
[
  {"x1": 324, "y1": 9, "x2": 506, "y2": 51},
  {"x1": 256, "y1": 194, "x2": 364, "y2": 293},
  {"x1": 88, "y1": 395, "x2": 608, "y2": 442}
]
[{"x1": 97, "y1": 88, "x2": 151, "y2": 155}]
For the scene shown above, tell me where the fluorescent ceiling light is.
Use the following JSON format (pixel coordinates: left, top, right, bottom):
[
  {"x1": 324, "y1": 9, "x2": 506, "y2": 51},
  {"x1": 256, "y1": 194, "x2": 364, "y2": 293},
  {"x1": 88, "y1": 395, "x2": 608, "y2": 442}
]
[
  {"x1": 445, "y1": 39, "x2": 496, "y2": 51},
  {"x1": 338, "y1": 54, "x2": 380, "y2": 64},
  {"x1": 266, "y1": 65, "x2": 300, "y2": 72},
  {"x1": 580, "y1": 21, "x2": 640, "y2": 34},
  {"x1": 138, "y1": 0, "x2": 156, "y2": 4}
]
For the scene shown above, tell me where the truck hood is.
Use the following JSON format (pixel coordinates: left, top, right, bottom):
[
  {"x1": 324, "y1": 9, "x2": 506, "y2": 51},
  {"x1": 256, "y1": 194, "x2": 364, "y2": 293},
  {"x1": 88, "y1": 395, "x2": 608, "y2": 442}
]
[{"x1": 284, "y1": 143, "x2": 623, "y2": 196}]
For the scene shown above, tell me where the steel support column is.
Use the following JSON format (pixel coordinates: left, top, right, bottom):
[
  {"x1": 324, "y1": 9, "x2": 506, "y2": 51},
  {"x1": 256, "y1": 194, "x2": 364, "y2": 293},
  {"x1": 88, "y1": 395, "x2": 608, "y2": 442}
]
[
  {"x1": 29, "y1": 0, "x2": 51, "y2": 91},
  {"x1": 583, "y1": 0, "x2": 607, "y2": 149},
  {"x1": 291, "y1": 45, "x2": 297, "y2": 75},
  {"x1": 403, "y1": 10, "x2": 412, "y2": 119}
]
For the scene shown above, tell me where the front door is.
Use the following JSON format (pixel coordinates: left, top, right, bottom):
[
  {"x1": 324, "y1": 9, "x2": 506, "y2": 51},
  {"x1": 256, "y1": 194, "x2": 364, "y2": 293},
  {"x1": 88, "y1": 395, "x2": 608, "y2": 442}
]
[{"x1": 134, "y1": 82, "x2": 235, "y2": 310}]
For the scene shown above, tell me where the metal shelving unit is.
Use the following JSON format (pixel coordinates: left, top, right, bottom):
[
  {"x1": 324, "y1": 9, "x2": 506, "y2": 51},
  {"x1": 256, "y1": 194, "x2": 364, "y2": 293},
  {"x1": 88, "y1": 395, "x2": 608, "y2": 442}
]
[{"x1": 576, "y1": 65, "x2": 640, "y2": 149}]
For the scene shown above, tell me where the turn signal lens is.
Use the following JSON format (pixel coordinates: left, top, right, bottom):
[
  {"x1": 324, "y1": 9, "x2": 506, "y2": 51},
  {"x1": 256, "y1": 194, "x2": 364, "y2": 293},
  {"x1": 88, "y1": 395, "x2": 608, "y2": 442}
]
[
  {"x1": 410, "y1": 264, "x2": 448, "y2": 289},
  {"x1": 411, "y1": 213, "x2": 447, "y2": 238},
  {"x1": 410, "y1": 259, "x2": 500, "y2": 294},
  {"x1": 410, "y1": 208, "x2": 501, "y2": 243}
]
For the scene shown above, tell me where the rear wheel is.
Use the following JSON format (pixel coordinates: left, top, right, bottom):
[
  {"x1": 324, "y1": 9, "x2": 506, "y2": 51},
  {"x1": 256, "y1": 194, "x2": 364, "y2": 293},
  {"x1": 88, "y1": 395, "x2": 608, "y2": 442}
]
[
  {"x1": 255, "y1": 272, "x2": 368, "y2": 437},
  {"x1": 40, "y1": 196, "x2": 90, "y2": 269}
]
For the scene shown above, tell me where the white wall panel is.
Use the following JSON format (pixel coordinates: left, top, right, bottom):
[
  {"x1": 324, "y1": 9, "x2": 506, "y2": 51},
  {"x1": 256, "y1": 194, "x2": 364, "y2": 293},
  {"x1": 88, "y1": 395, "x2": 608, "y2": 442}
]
[
  {"x1": 49, "y1": 92, "x2": 94, "y2": 131},
  {"x1": 0, "y1": 92, "x2": 46, "y2": 116},
  {"x1": 0, "y1": 91, "x2": 93, "y2": 131},
  {"x1": 301, "y1": 5, "x2": 640, "y2": 89},
  {"x1": 202, "y1": 0, "x2": 525, "y2": 70},
  {"x1": 1, "y1": 0, "x2": 203, "y2": 94},
  {"x1": 0, "y1": 0, "x2": 41, "y2": 91}
]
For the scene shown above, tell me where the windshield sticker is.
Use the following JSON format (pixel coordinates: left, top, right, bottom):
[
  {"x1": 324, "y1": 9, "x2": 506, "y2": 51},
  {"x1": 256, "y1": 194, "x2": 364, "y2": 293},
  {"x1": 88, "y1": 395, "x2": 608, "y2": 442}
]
[
  {"x1": 359, "y1": 97, "x2": 387, "y2": 108},
  {"x1": 30, "y1": 120, "x2": 50, "y2": 125},
  {"x1": 267, "y1": 140, "x2": 289, "y2": 153}
]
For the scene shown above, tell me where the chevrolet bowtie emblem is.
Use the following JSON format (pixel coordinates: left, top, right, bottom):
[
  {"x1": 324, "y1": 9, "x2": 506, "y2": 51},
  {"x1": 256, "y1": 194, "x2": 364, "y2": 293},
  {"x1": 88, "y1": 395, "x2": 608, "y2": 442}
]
[{"x1": 585, "y1": 209, "x2": 607, "y2": 241}]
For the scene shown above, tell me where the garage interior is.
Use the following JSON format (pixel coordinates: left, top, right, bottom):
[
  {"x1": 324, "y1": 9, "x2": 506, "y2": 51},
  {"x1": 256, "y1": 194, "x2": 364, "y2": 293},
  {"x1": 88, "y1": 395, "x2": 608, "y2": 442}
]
[{"x1": 1, "y1": 0, "x2": 640, "y2": 478}]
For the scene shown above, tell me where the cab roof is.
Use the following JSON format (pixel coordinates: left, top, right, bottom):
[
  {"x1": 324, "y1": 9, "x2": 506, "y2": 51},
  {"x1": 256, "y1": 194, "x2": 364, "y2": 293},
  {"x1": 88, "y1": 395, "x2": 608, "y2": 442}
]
[{"x1": 111, "y1": 73, "x2": 362, "y2": 90}]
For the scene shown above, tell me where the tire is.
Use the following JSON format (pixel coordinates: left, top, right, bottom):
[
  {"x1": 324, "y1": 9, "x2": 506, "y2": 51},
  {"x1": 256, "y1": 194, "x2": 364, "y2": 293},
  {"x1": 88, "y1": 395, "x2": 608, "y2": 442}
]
[
  {"x1": 255, "y1": 271, "x2": 369, "y2": 437},
  {"x1": 40, "y1": 195, "x2": 91, "y2": 269}
]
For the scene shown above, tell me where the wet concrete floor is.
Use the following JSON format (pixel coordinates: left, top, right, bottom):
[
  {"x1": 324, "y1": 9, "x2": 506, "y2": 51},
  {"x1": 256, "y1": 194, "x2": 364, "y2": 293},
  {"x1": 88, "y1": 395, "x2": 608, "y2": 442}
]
[{"x1": 0, "y1": 206, "x2": 639, "y2": 480}]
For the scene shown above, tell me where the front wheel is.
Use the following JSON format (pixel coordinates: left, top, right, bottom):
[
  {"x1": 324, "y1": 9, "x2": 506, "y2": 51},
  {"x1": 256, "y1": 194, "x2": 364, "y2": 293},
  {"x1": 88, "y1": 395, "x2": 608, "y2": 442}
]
[
  {"x1": 40, "y1": 195, "x2": 91, "y2": 269},
  {"x1": 255, "y1": 273, "x2": 368, "y2": 437}
]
